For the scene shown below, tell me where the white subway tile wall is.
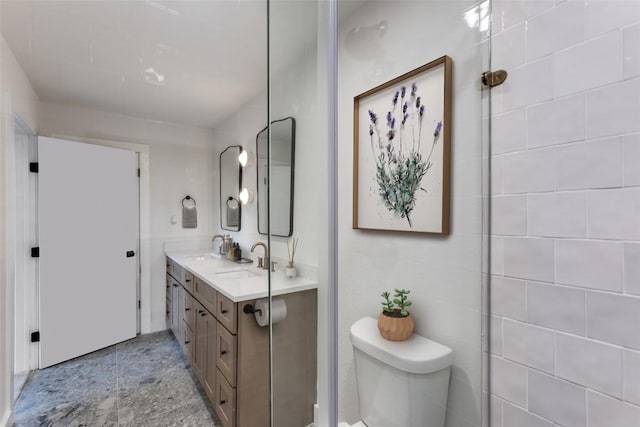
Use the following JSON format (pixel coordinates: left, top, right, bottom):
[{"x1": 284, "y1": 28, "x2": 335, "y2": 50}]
[{"x1": 490, "y1": 0, "x2": 640, "y2": 425}]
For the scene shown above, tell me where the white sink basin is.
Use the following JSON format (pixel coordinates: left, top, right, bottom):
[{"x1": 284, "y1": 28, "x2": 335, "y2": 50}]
[
  {"x1": 215, "y1": 269, "x2": 262, "y2": 280},
  {"x1": 186, "y1": 253, "x2": 222, "y2": 261}
]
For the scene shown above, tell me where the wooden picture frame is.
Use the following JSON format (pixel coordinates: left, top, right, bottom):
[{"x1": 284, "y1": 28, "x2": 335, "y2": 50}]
[{"x1": 353, "y1": 55, "x2": 452, "y2": 235}]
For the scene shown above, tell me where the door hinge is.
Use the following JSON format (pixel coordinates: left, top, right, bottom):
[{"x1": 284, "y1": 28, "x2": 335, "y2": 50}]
[
  {"x1": 138, "y1": 300, "x2": 141, "y2": 310},
  {"x1": 29, "y1": 162, "x2": 39, "y2": 173},
  {"x1": 482, "y1": 70, "x2": 508, "y2": 87},
  {"x1": 31, "y1": 331, "x2": 40, "y2": 343},
  {"x1": 137, "y1": 168, "x2": 140, "y2": 177},
  {"x1": 31, "y1": 247, "x2": 40, "y2": 258}
]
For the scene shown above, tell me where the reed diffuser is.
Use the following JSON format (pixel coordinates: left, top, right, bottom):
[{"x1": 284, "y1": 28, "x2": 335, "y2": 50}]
[{"x1": 286, "y1": 237, "x2": 299, "y2": 278}]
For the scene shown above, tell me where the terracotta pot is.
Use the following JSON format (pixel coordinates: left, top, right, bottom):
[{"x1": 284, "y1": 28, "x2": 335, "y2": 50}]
[{"x1": 378, "y1": 309, "x2": 415, "y2": 341}]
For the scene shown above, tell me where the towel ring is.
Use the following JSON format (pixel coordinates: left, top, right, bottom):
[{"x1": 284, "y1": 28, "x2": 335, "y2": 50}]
[
  {"x1": 182, "y1": 195, "x2": 196, "y2": 207},
  {"x1": 227, "y1": 197, "x2": 239, "y2": 209}
]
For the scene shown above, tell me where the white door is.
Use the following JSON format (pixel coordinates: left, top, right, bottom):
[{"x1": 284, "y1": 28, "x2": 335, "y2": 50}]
[{"x1": 38, "y1": 136, "x2": 138, "y2": 368}]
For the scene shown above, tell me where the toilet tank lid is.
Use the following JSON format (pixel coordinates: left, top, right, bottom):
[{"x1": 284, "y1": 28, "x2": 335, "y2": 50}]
[{"x1": 350, "y1": 317, "x2": 453, "y2": 374}]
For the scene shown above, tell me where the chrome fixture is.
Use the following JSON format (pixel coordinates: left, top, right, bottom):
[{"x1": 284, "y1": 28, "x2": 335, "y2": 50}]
[
  {"x1": 212, "y1": 234, "x2": 224, "y2": 254},
  {"x1": 251, "y1": 242, "x2": 269, "y2": 270},
  {"x1": 212, "y1": 234, "x2": 233, "y2": 256}
]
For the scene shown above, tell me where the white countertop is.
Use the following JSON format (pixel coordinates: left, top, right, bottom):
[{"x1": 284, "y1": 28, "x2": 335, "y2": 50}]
[{"x1": 165, "y1": 250, "x2": 317, "y2": 302}]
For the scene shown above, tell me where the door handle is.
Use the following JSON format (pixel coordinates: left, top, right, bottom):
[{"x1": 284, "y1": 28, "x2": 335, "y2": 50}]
[{"x1": 126, "y1": 250, "x2": 135, "y2": 257}]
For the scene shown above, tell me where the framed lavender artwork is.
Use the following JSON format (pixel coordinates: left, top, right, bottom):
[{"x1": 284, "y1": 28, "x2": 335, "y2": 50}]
[{"x1": 353, "y1": 55, "x2": 452, "y2": 235}]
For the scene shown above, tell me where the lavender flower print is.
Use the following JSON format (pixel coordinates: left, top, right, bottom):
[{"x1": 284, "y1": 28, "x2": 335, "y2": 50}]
[{"x1": 367, "y1": 82, "x2": 442, "y2": 227}]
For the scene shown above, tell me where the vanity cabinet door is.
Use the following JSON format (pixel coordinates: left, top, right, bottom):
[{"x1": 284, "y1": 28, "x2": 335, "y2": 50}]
[
  {"x1": 171, "y1": 281, "x2": 181, "y2": 334},
  {"x1": 203, "y1": 311, "x2": 218, "y2": 401},
  {"x1": 175, "y1": 284, "x2": 186, "y2": 350},
  {"x1": 193, "y1": 300, "x2": 207, "y2": 380},
  {"x1": 184, "y1": 291, "x2": 195, "y2": 333},
  {"x1": 184, "y1": 320, "x2": 193, "y2": 361},
  {"x1": 195, "y1": 301, "x2": 217, "y2": 400},
  {"x1": 165, "y1": 274, "x2": 172, "y2": 328},
  {"x1": 216, "y1": 294, "x2": 237, "y2": 334}
]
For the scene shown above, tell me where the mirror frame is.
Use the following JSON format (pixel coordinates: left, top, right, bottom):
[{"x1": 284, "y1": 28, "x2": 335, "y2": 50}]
[
  {"x1": 219, "y1": 145, "x2": 243, "y2": 232},
  {"x1": 256, "y1": 117, "x2": 296, "y2": 237}
]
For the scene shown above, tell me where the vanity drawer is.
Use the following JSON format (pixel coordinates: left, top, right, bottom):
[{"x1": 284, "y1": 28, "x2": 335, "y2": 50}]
[
  {"x1": 184, "y1": 292, "x2": 195, "y2": 331},
  {"x1": 215, "y1": 368, "x2": 236, "y2": 427},
  {"x1": 216, "y1": 293, "x2": 237, "y2": 334},
  {"x1": 216, "y1": 323, "x2": 237, "y2": 386},
  {"x1": 194, "y1": 277, "x2": 217, "y2": 315},
  {"x1": 183, "y1": 271, "x2": 194, "y2": 293},
  {"x1": 173, "y1": 263, "x2": 185, "y2": 284}
]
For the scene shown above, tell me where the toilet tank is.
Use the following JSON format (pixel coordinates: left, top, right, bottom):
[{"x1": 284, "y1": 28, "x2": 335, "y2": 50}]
[{"x1": 350, "y1": 317, "x2": 453, "y2": 427}]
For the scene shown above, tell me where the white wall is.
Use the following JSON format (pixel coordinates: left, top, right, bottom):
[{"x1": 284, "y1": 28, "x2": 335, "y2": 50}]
[
  {"x1": 0, "y1": 35, "x2": 40, "y2": 427},
  {"x1": 337, "y1": 2, "x2": 487, "y2": 426},
  {"x1": 211, "y1": 2, "x2": 320, "y2": 276},
  {"x1": 210, "y1": 2, "x2": 329, "y2": 421},
  {"x1": 38, "y1": 101, "x2": 217, "y2": 333},
  {"x1": 489, "y1": 0, "x2": 640, "y2": 426}
]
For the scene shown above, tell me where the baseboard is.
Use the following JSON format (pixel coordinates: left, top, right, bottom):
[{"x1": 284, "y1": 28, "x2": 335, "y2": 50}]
[{"x1": 0, "y1": 409, "x2": 13, "y2": 427}]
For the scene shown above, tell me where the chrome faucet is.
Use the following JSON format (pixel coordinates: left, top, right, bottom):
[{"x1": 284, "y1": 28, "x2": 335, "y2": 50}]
[
  {"x1": 250, "y1": 242, "x2": 269, "y2": 270},
  {"x1": 212, "y1": 234, "x2": 232, "y2": 256},
  {"x1": 212, "y1": 234, "x2": 224, "y2": 254}
]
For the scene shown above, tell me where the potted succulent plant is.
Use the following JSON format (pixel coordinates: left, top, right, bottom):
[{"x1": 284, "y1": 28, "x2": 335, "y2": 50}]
[{"x1": 378, "y1": 289, "x2": 415, "y2": 341}]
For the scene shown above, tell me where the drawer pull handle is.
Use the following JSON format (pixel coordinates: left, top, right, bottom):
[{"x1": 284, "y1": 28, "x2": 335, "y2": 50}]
[
  {"x1": 185, "y1": 340, "x2": 190, "y2": 344},
  {"x1": 186, "y1": 279, "x2": 191, "y2": 282},
  {"x1": 221, "y1": 309, "x2": 228, "y2": 314},
  {"x1": 200, "y1": 312, "x2": 207, "y2": 317},
  {"x1": 220, "y1": 350, "x2": 227, "y2": 355},
  {"x1": 185, "y1": 308, "x2": 191, "y2": 312},
  {"x1": 198, "y1": 310, "x2": 205, "y2": 314},
  {"x1": 173, "y1": 283, "x2": 178, "y2": 287},
  {"x1": 220, "y1": 400, "x2": 227, "y2": 405}
]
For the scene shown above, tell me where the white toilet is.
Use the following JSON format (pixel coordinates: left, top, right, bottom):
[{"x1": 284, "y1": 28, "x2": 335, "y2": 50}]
[{"x1": 339, "y1": 317, "x2": 453, "y2": 427}]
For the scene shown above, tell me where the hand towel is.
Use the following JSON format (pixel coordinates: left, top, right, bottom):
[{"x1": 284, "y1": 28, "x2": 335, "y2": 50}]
[{"x1": 182, "y1": 204, "x2": 197, "y2": 228}]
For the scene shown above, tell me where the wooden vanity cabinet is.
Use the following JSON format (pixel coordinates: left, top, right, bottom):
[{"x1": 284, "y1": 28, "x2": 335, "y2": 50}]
[{"x1": 165, "y1": 256, "x2": 316, "y2": 427}]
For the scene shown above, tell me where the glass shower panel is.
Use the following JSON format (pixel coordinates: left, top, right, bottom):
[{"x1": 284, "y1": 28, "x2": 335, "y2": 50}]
[
  {"x1": 267, "y1": 0, "x2": 331, "y2": 426},
  {"x1": 337, "y1": 1, "x2": 490, "y2": 427}
]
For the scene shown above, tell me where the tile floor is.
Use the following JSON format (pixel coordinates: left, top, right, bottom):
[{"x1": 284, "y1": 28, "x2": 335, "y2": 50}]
[{"x1": 13, "y1": 331, "x2": 221, "y2": 426}]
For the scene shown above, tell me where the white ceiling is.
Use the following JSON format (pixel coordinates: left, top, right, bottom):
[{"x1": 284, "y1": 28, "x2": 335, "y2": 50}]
[
  {"x1": 1, "y1": 0, "x2": 269, "y2": 129},
  {"x1": 1, "y1": 0, "x2": 365, "y2": 130}
]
